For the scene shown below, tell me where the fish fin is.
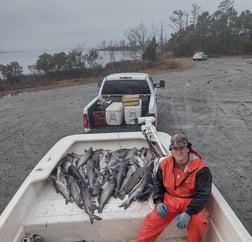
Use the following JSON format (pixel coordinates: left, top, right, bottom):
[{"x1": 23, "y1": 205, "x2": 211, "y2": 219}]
[
  {"x1": 116, "y1": 190, "x2": 126, "y2": 200},
  {"x1": 117, "y1": 193, "x2": 125, "y2": 200},
  {"x1": 89, "y1": 216, "x2": 94, "y2": 224},
  {"x1": 93, "y1": 214, "x2": 102, "y2": 221},
  {"x1": 97, "y1": 205, "x2": 104, "y2": 213},
  {"x1": 113, "y1": 190, "x2": 119, "y2": 199},
  {"x1": 48, "y1": 174, "x2": 56, "y2": 182},
  {"x1": 65, "y1": 197, "x2": 73, "y2": 204}
]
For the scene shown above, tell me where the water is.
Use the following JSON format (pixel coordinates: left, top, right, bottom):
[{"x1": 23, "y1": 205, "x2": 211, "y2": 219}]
[
  {"x1": 0, "y1": 49, "x2": 140, "y2": 75},
  {"x1": 0, "y1": 49, "x2": 67, "y2": 74}
]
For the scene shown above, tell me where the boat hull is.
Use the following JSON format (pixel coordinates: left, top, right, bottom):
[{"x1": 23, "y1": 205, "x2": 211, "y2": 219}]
[{"x1": 0, "y1": 132, "x2": 251, "y2": 242}]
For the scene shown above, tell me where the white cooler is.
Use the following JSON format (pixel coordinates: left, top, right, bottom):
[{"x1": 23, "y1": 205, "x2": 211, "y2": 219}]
[
  {"x1": 124, "y1": 99, "x2": 142, "y2": 124},
  {"x1": 106, "y1": 102, "x2": 124, "y2": 125}
]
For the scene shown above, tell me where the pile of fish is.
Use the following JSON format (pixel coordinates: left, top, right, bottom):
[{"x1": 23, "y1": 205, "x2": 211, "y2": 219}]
[{"x1": 49, "y1": 147, "x2": 158, "y2": 224}]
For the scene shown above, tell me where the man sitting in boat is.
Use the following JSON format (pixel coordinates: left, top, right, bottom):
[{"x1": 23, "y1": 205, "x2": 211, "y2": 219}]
[{"x1": 136, "y1": 133, "x2": 212, "y2": 242}]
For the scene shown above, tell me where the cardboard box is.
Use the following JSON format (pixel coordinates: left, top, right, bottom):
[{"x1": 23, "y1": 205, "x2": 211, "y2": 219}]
[
  {"x1": 123, "y1": 100, "x2": 140, "y2": 107},
  {"x1": 106, "y1": 102, "x2": 124, "y2": 125},
  {"x1": 124, "y1": 99, "x2": 142, "y2": 124},
  {"x1": 122, "y1": 94, "x2": 140, "y2": 102},
  {"x1": 122, "y1": 94, "x2": 140, "y2": 107},
  {"x1": 93, "y1": 111, "x2": 106, "y2": 126}
]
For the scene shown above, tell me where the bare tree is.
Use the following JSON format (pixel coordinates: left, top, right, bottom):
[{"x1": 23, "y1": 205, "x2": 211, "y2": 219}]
[
  {"x1": 169, "y1": 10, "x2": 188, "y2": 32},
  {"x1": 191, "y1": 4, "x2": 201, "y2": 28},
  {"x1": 85, "y1": 48, "x2": 99, "y2": 68},
  {"x1": 218, "y1": 0, "x2": 234, "y2": 14},
  {"x1": 124, "y1": 22, "x2": 149, "y2": 62},
  {"x1": 159, "y1": 22, "x2": 165, "y2": 53}
]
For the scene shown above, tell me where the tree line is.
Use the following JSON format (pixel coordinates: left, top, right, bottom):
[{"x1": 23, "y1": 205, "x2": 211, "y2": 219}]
[
  {"x1": 0, "y1": 48, "x2": 102, "y2": 82},
  {"x1": 167, "y1": 0, "x2": 252, "y2": 56},
  {"x1": 0, "y1": 0, "x2": 251, "y2": 84}
]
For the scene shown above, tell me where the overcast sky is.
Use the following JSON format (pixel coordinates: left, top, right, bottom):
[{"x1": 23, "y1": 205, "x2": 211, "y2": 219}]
[{"x1": 0, "y1": 0, "x2": 251, "y2": 52}]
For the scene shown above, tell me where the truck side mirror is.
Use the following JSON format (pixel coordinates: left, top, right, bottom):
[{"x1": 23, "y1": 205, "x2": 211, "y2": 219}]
[
  {"x1": 159, "y1": 80, "x2": 165, "y2": 88},
  {"x1": 154, "y1": 80, "x2": 165, "y2": 88}
]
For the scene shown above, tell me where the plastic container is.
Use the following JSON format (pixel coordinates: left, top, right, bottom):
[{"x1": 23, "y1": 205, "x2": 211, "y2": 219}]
[
  {"x1": 106, "y1": 102, "x2": 124, "y2": 125},
  {"x1": 124, "y1": 99, "x2": 142, "y2": 124},
  {"x1": 93, "y1": 111, "x2": 106, "y2": 126}
]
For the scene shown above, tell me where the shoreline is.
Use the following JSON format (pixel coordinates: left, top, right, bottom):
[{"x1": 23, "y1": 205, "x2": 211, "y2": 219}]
[{"x1": 0, "y1": 58, "x2": 193, "y2": 97}]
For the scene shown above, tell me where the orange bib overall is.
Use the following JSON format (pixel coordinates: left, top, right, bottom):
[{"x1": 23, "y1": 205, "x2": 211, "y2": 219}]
[{"x1": 136, "y1": 153, "x2": 209, "y2": 242}]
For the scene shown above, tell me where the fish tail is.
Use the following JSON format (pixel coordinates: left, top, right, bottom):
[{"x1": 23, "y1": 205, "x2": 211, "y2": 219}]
[
  {"x1": 94, "y1": 214, "x2": 102, "y2": 221},
  {"x1": 119, "y1": 200, "x2": 130, "y2": 209},
  {"x1": 89, "y1": 214, "x2": 102, "y2": 224}
]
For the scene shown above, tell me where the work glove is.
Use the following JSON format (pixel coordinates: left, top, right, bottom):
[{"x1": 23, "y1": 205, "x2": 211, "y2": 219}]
[
  {"x1": 176, "y1": 212, "x2": 191, "y2": 230},
  {"x1": 156, "y1": 202, "x2": 168, "y2": 217}
]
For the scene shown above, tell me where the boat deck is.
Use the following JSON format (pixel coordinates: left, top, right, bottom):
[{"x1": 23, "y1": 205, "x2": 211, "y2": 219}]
[
  {"x1": 21, "y1": 181, "x2": 187, "y2": 242},
  {"x1": 1, "y1": 133, "x2": 251, "y2": 242}
]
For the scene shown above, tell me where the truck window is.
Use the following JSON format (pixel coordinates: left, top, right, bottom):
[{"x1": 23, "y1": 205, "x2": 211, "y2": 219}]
[{"x1": 101, "y1": 80, "x2": 151, "y2": 95}]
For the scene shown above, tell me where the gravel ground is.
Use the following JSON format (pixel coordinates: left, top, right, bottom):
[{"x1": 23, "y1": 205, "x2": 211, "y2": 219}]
[{"x1": 0, "y1": 57, "x2": 251, "y2": 235}]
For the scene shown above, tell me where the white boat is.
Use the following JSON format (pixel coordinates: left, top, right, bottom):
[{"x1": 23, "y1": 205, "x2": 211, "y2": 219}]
[{"x1": 0, "y1": 122, "x2": 251, "y2": 242}]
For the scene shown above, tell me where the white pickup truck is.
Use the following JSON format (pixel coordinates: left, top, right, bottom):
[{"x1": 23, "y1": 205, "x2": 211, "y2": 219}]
[{"x1": 82, "y1": 72, "x2": 165, "y2": 132}]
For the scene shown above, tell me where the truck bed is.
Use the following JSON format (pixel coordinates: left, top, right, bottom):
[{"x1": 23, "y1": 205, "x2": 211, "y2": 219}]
[{"x1": 85, "y1": 95, "x2": 151, "y2": 131}]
